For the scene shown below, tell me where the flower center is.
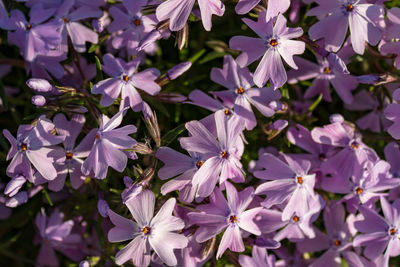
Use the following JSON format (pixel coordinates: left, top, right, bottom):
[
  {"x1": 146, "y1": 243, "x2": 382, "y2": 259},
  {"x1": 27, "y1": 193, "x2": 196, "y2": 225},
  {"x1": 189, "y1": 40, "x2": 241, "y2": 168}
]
[
  {"x1": 20, "y1": 143, "x2": 28, "y2": 151},
  {"x1": 224, "y1": 108, "x2": 231, "y2": 116},
  {"x1": 297, "y1": 176, "x2": 304, "y2": 184},
  {"x1": 350, "y1": 141, "x2": 359, "y2": 150},
  {"x1": 133, "y1": 19, "x2": 141, "y2": 26},
  {"x1": 355, "y1": 187, "x2": 363, "y2": 195},
  {"x1": 318, "y1": 153, "x2": 326, "y2": 161},
  {"x1": 220, "y1": 151, "x2": 229, "y2": 159},
  {"x1": 26, "y1": 24, "x2": 32, "y2": 30},
  {"x1": 96, "y1": 134, "x2": 101, "y2": 140},
  {"x1": 63, "y1": 17, "x2": 69, "y2": 24},
  {"x1": 346, "y1": 4, "x2": 354, "y2": 12},
  {"x1": 229, "y1": 215, "x2": 238, "y2": 223},
  {"x1": 142, "y1": 226, "x2": 151, "y2": 235},
  {"x1": 389, "y1": 228, "x2": 397, "y2": 236},
  {"x1": 196, "y1": 160, "x2": 204, "y2": 169},
  {"x1": 269, "y1": 39, "x2": 278, "y2": 47},
  {"x1": 66, "y1": 152, "x2": 73, "y2": 160},
  {"x1": 333, "y1": 239, "x2": 341, "y2": 247},
  {"x1": 292, "y1": 215, "x2": 300, "y2": 222},
  {"x1": 44, "y1": 239, "x2": 50, "y2": 244},
  {"x1": 236, "y1": 87, "x2": 245, "y2": 94},
  {"x1": 323, "y1": 67, "x2": 331, "y2": 74},
  {"x1": 122, "y1": 75, "x2": 129, "y2": 82}
]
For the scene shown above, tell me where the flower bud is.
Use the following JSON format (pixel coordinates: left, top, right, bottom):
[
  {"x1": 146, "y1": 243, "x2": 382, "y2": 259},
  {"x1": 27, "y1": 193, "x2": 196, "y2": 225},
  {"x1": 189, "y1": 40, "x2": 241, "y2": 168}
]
[
  {"x1": 26, "y1": 78, "x2": 53, "y2": 92},
  {"x1": 4, "y1": 175, "x2": 26, "y2": 197},
  {"x1": 6, "y1": 191, "x2": 28, "y2": 208},
  {"x1": 32, "y1": 95, "x2": 46, "y2": 107}
]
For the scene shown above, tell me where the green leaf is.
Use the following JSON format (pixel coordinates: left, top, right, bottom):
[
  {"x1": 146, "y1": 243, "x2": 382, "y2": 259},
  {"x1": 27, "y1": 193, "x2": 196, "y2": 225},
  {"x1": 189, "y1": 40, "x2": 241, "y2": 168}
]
[
  {"x1": 0, "y1": 80, "x2": 8, "y2": 111},
  {"x1": 308, "y1": 94, "x2": 323, "y2": 112},
  {"x1": 199, "y1": 51, "x2": 226, "y2": 64},
  {"x1": 188, "y1": 49, "x2": 206, "y2": 63},
  {"x1": 42, "y1": 189, "x2": 53, "y2": 206},
  {"x1": 88, "y1": 44, "x2": 99, "y2": 53},
  {"x1": 94, "y1": 55, "x2": 103, "y2": 82},
  {"x1": 161, "y1": 123, "x2": 186, "y2": 146}
]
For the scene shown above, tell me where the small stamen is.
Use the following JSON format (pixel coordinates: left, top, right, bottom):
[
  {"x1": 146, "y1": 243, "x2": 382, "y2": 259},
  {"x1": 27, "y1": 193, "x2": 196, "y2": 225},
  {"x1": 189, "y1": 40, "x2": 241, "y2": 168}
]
[
  {"x1": 224, "y1": 109, "x2": 231, "y2": 115},
  {"x1": 96, "y1": 134, "x2": 101, "y2": 140},
  {"x1": 292, "y1": 215, "x2": 300, "y2": 222},
  {"x1": 297, "y1": 176, "x2": 303, "y2": 184},
  {"x1": 26, "y1": 24, "x2": 32, "y2": 30},
  {"x1": 142, "y1": 226, "x2": 151, "y2": 235},
  {"x1": 333, "y1": 239, "x2": 341, "y2": 247},
  {"x1": 133, "y1": 19, "x2": 141, "y2": 26},
  {"x1": 350, "y1": 141, "x2": 359, "y2": 150},
  {"x1": 63, "y1": 17, "x2": 70, "y2": 24},
  {"x1": 269, "y1": 39, "x2": 278, "y2": 47},
  {"x1": 196, "y1": 160, "x2": 204, "y2": 169},
  {"x1": 122, "y1": 75, "x2": 129, "y2": 82},
  {"x1": 355, "y1": 187, "x2": 363, "y2": 195},
  {"x1": 66, "y1": 152, "x2": 73, "y2": 160},
  {"x1": 323, "y1": 67, "x2": 331, "y2": 74},
  {"x1": 236, "y1": 87, "x2": 245, "y2": 94},
  {"x1": 346, "y1": 4, "x2": 354, "y2": 12},
  {"x1": 229, "y1": 215, "x2": 238, "y2": 223},
  {"x1": 318, "y1": 153, "x2": 326, "y2": 161},
  {"x1": 20, "y1": 143, "x2": 28, "y2": 151},
  {"x1": 221, "y1": 151, "x2": 228, "y2": 159},
  {"x1": 389, "y1": 228, "x2": 397, "y2": 236}
]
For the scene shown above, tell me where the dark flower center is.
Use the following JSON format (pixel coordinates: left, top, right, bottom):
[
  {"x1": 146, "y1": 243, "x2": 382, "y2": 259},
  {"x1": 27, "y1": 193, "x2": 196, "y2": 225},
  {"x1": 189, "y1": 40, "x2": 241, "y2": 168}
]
[
  {"x1": 236, "y1": 87, "x2": 245, "y2": 94},
  {"x1": 292, "y1": 215, "x2": 300, "y2": 222},
  {"x1": 318, "y1": 153, "x2": 326, "y2": 161},
  {"x1": 221, "y1": 151, "x2": 229, "y2": 159},
  {"x1": 270, "y1": 39, "x2": 278, "y2": 47},
  {"x1": 63, "y1": 17, "x2": 70, "y2": 24},
  {"x1": 323, "y1": 67, "x2": 331, "y2": 74},
  {"x1": 26, "y1": 24, "x2": 32, "y2": 30},
  {"x1": 350, "y1": 141, "x2": 359, "y2": 150},
  {"x1": 346, "y1": 4, "x2": 354, "y2": 12},
  {"x1": 122, "y1": 75, "x2": 130, "y2": 82},
  {"x1": 66, "y1": 152, "x2": 73, "y2": 160},
  {"x1": 355, "y1": 187, "x2": 363, "y2": 195},
  {"x1": 133, "y1": 19, "x2": 141, "y2": 26},
  {"x1": 389, "y1": 228, "x2": 397, "y2": 236},
  {"x1": 333, "y1": 239, "x2": 341, "y2": 247},
  {"x1": 44, "y1": 239, "x2": 50, "y2": 244},
  {"x1": 224, "y1": 108, "x2": 231, "y2": 116},
  {"x1": 20, "y1": 143, "x2": 28, "y2": 151},
  {"x1": 229, "y1": 215, "x2": 238, "y2": 223},
  {"x1": 196, "y1": 160, "x2": 204, "y2": 169},
  {"x1": 297, "y1": 176, "x2": 304, "y2": 184},
  {"x1": 96, "y1": 134, "x2": 101, "y2": 140},
  {"x1": 142, "y1": 226, "x2": 151, "y2": 235}
]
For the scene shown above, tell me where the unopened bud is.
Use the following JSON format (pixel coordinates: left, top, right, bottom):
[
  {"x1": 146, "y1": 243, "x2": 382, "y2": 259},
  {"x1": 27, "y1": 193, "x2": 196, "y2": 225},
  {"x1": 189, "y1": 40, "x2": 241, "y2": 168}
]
[{"x1": 32, "y1": 95, "x2": 46, "y2": 107}]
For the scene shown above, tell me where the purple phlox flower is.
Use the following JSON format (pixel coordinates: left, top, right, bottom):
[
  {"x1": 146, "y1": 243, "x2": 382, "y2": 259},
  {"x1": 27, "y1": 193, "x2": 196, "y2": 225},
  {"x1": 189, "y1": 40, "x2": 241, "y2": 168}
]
[
  {"x1": 76, "y1": 0, "x2": 107, "y2": 8},
  {"x1": 81, "y1": 108, "x2": 137, "y2": 179},
  {"x1": 353, "y1": 197, "x2": 400, "y2": 267},
  {"x1": 297, "y1": 202, "x2": 356, "y2": 267},
  {"x1": 254, "y1": 153, "x2": 318, "y2": 221},
  {"x1": 179, "y1": 111, "x2": 245, "y2": 197},
  {"x1": 311, "y1": 120, "x2": 378, "y2": 179},
  {"x1": 3, "y1": 115, "x2": 65, "y2": 181},
  {"x1": 345, "y1": 90, "x2": 391, "y2": 133},
  {"x1": 8, "y1": 4, "x2": 61, "y2": 62},
  {"x1": 53, "y1": 0, "x2": 101, "y2": 53},
  {"x1": 273, "y1": 246, "x2": 311, "y2": 267},
  {"x1": 97, "y1": 197, "x2": 110, "y2": 218},
  {"x1": 0, "y1": 0, "x2": 16, "y2": 30},
  {"x1": 157, "y1": 61, "x2": 192, "y2": 86},
  {"x1": 210, "y1": 55, "x2": 281, "y2": 130},
  {"x1": 384, "y1": 88, "x2": 400, "y2": 139},
  {"x1": 35, "y1": 114, "x2": 91, "y2": 191},
  {"x1": 238, "y1": 245, "x2": 276, "y2": 267},
  {"x1": 188, "y1": 183, "x2": 262, "y2": 259},
  {"x1": 156, "y1": 146, "x2": 205, "y2": 203},
  {"x1": 4, "y1": 174, "x2": 27, "y2": 197},
  {"x1": 384, "y1": 142, "x2": 400, "y2": 200},
  {"x1": 121, "y1": 176, "x2": 145, "y2": 204},
  {"x1": 235, "y1": 0, "x2": 290, "y2": 19},
  {"x1": 5, "y1": 191, "x2": 28, "y2": 207},
  {"x1": 273, "y1": 195, "x2": 325, "y2": 241},
  {"x1": 287, "y1": 55, "x2": 358, "y2": 104},
  {"x1": 230, "y1": 12, "x2": 305, "y2": 88},
  {"x1": 383, "y1": 7, "x2": 400, "y2": 40},
  {"x1": 335, "y1": 160, "x2": 400, "y2": 213},
  {"x1": 108, "y1": 0, "x2": 158, "y2": 55},
  {"x1": 156, "y1": 0, "x2": 225, "y2": 32},
  {"x1": 92, "y1": 10, "x2": 110, "y2": 33},
  {"x1": 308, "y1": 0, "x2": 382, "y2": 54},
  {"x1": 35, "y1": 208, "x2": 84, "y2": 267},
  {"x1": 91, "y1": 53, "x2": 161, "y2": 111},
  {"x1": 26, "y1": 50, "x2": 67, "y2": 79},
  {"x1": 287, "y1": 124, "x2": 335, "y2": 173},
  {"x1": 60, "y1": 57, "x2": 96, "y2": 88},
  {"x1": 107, "y1": 189, "x2": 188, "y2": 266}
]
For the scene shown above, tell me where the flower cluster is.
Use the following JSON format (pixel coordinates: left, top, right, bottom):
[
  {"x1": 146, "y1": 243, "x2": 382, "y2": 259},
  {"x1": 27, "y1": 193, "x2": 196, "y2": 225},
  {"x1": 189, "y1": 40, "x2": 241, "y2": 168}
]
[{"x1": 1, "y1": 0, "x2": 400, "y2": 266}]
